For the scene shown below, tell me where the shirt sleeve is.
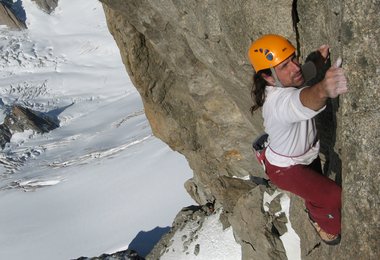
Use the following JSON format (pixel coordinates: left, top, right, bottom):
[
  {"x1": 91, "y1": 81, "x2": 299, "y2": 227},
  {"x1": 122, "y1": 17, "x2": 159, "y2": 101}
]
[{"x1": 272, "y1": 87, "x2": 325, "y2": 123}]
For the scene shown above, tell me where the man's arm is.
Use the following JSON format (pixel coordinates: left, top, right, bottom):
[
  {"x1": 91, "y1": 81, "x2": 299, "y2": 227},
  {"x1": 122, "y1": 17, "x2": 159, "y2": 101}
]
[{"x1": 300, "y1": 46, "x2": 348, "y2": 111}]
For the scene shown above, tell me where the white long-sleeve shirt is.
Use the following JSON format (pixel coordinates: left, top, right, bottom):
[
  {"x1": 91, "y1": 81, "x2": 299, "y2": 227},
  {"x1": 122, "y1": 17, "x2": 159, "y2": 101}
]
[{"x1": 263, "y1": 86, "x2": 325, "y2": 167}]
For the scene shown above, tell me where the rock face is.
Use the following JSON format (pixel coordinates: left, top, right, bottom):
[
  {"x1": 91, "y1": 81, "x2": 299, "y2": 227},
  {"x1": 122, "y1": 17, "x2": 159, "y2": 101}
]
[
  {"x1": 75, "y1": 250, "x2": 145, "y2": 260},
  {"x1": 5, "y1": 105, "x2": 59, "y2": 133},
  {"x1": 147, "y1": 204, "x2": 217, "y2": 259},
  {"x1": 296, "y1": 1, "x2": 380, "y2": 258},
  {"x1": 100, "y1": 0, "x2": 379, "y2": 259},
  {"x1": 0, "y1": 2, "x2": 26, "y2": 30},
  {"x1": 0, "y1": 105, "x2": 59, "y2": 149},
  {"x1": 31, "y1": 0, "x2": 59, "y2": 14}
]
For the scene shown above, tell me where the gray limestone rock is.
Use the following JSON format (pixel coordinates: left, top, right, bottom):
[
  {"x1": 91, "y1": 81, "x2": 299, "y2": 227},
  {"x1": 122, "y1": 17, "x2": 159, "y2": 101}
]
[
  {"x1": 0, "y1": 124, "x2": 11, "y2": 149},
  {"x1": 229, "y1": 187, "x2": 287, "y2": 260},
  {"x1": 297, "y1": 0, "x2": 380, "y2": 258}
]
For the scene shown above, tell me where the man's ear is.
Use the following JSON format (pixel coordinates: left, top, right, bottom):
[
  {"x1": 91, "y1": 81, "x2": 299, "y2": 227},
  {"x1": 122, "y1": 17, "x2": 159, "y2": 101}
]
[{"x1": 261, "y1": 73, "x2": 275, "y2": 86}]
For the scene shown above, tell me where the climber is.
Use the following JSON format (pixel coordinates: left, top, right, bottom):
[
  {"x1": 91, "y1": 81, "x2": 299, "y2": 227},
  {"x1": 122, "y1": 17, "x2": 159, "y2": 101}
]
[{"x1": 247, "y1": 34, "x2": 348, "y2": 245}]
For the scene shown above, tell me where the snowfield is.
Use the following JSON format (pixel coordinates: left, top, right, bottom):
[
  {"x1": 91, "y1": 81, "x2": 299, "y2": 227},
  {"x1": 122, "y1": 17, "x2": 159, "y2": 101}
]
[{"x1": 0, "y1": 0, "x2": 195, "y2": 259}]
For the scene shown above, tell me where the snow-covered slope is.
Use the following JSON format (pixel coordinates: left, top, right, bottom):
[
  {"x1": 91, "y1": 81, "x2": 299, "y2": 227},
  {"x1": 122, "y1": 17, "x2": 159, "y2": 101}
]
[{"x1": 0, "y1": 0, "x2": 193, "y2": 259}]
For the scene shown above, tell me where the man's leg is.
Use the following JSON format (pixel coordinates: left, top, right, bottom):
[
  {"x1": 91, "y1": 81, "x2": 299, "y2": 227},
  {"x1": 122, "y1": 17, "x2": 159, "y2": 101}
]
[{"x1": 265, "y1": 159, "x2": 341, "y2": 235}]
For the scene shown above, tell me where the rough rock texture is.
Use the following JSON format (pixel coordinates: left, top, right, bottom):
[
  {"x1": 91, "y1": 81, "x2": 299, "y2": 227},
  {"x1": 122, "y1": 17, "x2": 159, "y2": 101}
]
[
  {"x1": 0, "y1": 105, "x2": 59, "y2": 149},
  {"x1": 0, "y1": 124, "x2": 11, "y2": 149},
  {"x1": 75, "y1": 250, "x2": 145, "y2": 260},
  {"x1": 297, "y1": 0, "x2": 380, "y2": 258},
  {"x1": 229, "y1": 186, "x2": 287, "y2": 260},
  {"x1": 100, "y1": 0, "x2": 379, "y2": 259},
  {"x1": 147, "y1": 204, "x2": 215, "y2": 259},
  {"x1": 4, "y1": 105, "x2": 59, "y2": 134},
  {"x1": 0, "y1": 3, "x2": 26, "y2": 30},
  {"x1": 31, "y1": 0, "x2": 59, "y2": 14}
]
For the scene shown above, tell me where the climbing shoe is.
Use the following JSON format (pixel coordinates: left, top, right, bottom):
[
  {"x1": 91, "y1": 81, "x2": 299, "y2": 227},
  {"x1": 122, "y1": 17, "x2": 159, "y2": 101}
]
[{"x1": 309, "y1": 218, "x2": 341, "y2": 245}]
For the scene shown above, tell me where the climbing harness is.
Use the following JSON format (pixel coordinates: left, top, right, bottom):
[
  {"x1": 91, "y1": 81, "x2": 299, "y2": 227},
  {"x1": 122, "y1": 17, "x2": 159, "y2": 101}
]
[{"x1": 252, "y1": 133, "x2": 269, "y2": 171}]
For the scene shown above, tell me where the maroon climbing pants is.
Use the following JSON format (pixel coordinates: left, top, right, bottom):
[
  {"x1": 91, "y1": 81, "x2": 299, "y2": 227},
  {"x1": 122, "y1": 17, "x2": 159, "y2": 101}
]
[{"x1": 265, "y1": 157, "x2": 341, "y2": 235}]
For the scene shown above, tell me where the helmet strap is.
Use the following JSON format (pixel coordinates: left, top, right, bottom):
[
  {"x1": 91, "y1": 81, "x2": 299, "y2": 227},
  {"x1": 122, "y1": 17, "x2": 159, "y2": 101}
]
[{"x1": 270, "y1": 67, "x2": 283, "y2": 88}]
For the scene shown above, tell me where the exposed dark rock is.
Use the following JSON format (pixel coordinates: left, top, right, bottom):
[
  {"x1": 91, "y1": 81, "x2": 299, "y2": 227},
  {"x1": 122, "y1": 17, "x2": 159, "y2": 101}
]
[
  {"x1": 75, "y1": 249, "x2": 145, "y2": 260},
  {"x1": 0, "y1": 105, "x2": 59, "y2": 150},
  {"x1": 100, "y1": 0, "x2": 379, "y2": 259},
  {"x1": 230, "y1": 186, "x2": 287, "y2": 260},
  {"x1": 0, "y1": 2, "x2": 26, "y2": 30},
  {"x1": 0, "y1": 0, "x2": 58, "y2": 30},
  {"x1": 0, "y1": 124, "x2": 11, "y2": 149},
  {"x1": 193, "y1": 243, "x2": 200, "y2": 256},
  {"x1": 31, "y1": 0, "x2": 59, "y2": 14},
  {"x1": 4, "y1": 105, "x2": 59, "y2": 133}
]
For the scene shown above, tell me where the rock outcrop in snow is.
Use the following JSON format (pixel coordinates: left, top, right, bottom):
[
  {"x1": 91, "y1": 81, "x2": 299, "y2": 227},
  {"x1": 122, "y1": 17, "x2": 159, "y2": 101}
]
[
  {"x1": 0, "y1": 105, "x2": 59, "y2": 149},
  {"x1": 100, "y1": 0, "x2": 379, "y2": 259},
  {"x1": 31, "y1": 0, "x2": 59, "y2": 14},
  {"x1": 75, "y1": 250, "x2": 145, "y2": 260},
  {"x1": 0, "y1": 0, "x2": 59, "y2": 30},
  {"x1": 0, "y1": 2, "x2": 26, "y2": 30}
]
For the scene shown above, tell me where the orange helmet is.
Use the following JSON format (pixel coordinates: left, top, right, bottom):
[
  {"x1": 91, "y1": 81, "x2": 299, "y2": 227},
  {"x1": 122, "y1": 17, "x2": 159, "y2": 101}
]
[{"x1": 248, "y1": 34, "x2": 296, "y2": 72}]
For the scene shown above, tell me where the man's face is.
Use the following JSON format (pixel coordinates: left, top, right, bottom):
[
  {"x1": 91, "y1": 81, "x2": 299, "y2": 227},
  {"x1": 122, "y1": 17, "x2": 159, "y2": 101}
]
[{"x1": 274, "y1": 54, "x2": 305, "y2": 87}]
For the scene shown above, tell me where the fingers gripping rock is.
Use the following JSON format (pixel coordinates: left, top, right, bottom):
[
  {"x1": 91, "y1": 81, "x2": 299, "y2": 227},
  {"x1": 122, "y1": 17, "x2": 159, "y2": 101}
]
[{"x1": 323, "y1": 57, "x2": 348, "y2": 98}]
